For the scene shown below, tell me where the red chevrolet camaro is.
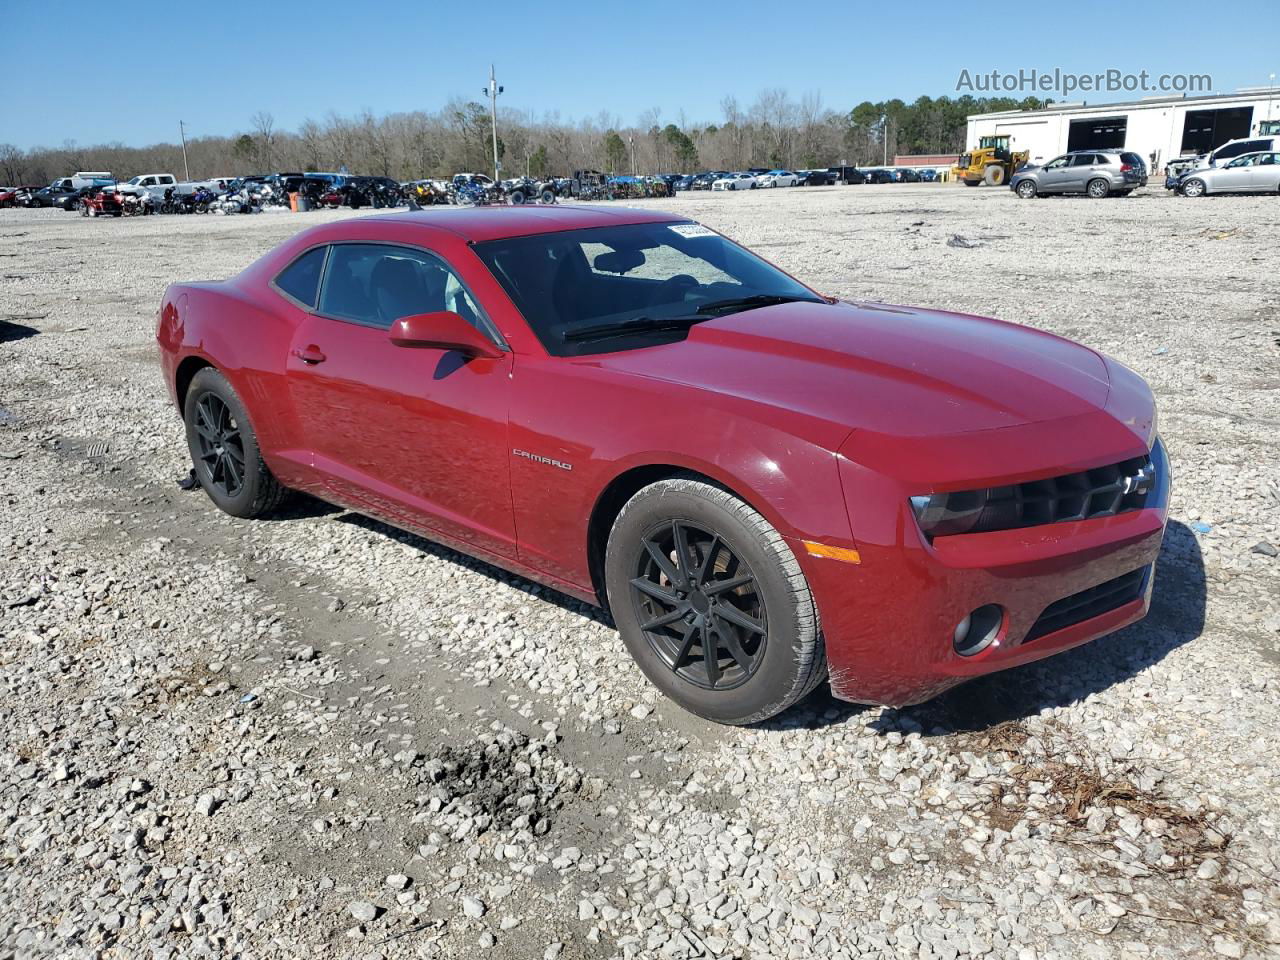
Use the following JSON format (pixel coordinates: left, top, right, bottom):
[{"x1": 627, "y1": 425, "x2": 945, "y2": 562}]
[{"x1": 156, "y1": 206, "x2": 1169, "y2": 724}]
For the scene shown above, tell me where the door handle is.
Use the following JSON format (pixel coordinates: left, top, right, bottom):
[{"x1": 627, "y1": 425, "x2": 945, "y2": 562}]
[{"x1": 292, "y1": 345, "x2": 326, "y2": 364}]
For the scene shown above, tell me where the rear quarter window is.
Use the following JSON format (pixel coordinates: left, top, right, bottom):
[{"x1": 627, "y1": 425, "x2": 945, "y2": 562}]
[{"x1": 274, "y1": 246, "x2": 326, "y2": 309}]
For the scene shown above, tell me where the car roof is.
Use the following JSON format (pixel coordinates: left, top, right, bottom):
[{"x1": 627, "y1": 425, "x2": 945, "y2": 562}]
[{"x1": 360, "y1": 205, "x2": 686, "y2": 243}]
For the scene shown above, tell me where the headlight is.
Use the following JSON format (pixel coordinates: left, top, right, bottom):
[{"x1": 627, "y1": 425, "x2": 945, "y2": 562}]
[{"x1": 909, "y1": 490, "x2": 988, "y2": 537}]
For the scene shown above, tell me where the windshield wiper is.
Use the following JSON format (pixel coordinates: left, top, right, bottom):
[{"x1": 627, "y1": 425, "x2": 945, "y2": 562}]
[
  {"x1": 694, "y1": 293, "x2": 824, "y2": 315},
  {"x1": 562, "y1": 315, "x2": 706, "y2": 343}
]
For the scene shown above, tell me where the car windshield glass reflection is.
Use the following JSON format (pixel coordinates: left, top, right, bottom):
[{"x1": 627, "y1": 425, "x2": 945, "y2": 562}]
[
  {"x1": 472, "y1": 222, "x2": 822, "y2": 356},
  {"x1": 473, "y1": 224, "x2": 819, "y2": 355}
]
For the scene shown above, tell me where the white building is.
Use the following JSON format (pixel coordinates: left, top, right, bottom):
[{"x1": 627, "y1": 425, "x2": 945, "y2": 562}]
[{"x1": 966, "y1": 90, "x2": 1280, "y2": 171}]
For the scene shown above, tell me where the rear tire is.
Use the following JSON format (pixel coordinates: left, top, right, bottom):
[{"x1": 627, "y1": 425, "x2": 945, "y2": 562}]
[
  {"x1": 604, "y1": 478, "x2": 826, "y2": 725},
  {"x1": 1086, "y1": 178, "x2": 1110, "y2": 198},
  {"x1": 184, "y1": 367, "x2": 289, "y2": 519}
]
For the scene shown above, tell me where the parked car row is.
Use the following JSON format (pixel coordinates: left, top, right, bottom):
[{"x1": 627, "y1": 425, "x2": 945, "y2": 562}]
[
  {"x1": 669, "y1": 165, "x2": 946, "y2": 192},
  {"x1": 4, "y1": 170, "x2": 412, "y2": 217},
  {"x1": 1007, "y1": 137, "x2": 1280, "y2": 200}
]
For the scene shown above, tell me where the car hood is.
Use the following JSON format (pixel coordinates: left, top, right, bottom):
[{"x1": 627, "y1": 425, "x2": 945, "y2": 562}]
[{"x1": 590, "y1": 300, "x2": 1112, "y2": 445}]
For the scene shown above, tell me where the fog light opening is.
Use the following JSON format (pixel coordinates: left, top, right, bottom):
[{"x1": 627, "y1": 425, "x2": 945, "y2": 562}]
[{"x1": 953, "y1": 604, "x2": 1004, "y2": 657}]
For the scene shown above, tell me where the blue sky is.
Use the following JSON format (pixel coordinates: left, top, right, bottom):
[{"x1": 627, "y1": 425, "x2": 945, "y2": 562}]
[{"x1": 3, "y1": 0, "x2": 1277, "y2": 150}]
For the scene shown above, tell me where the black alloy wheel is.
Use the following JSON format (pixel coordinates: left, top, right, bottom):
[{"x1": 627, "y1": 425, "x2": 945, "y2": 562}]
[
  {"x1": 192, "y1": 391, "x2": 245, "y2": 499},
  {"x1": 182, "y1": 366, "x2": 288, "y2": 518},
  {"x1": 629, "y1": 520, "x2": 767, "y2": 691},
  {"x1": 605, "y1": 477, "x2": 826, "y2": 724}
]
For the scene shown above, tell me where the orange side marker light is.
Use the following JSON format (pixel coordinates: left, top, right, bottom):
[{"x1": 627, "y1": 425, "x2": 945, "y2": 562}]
[{"x1": 802, "y1": 541, "x2": 862, "y2": 565}]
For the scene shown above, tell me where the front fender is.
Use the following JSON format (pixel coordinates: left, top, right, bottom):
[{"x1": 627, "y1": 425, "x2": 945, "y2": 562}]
[{"x1": 508, "y1": 357, "x2": 855, "y2": 595}]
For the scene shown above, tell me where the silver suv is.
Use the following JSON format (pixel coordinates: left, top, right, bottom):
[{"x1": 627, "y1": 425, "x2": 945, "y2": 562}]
[{"x1": 1010, "y1": 150, "x2": 1146, "y2": 199}]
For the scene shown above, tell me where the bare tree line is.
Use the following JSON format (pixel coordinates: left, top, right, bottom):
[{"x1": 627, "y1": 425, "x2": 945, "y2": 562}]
[{"x1": 1, "y1": 91, "x2": 1050, "y2": 186}]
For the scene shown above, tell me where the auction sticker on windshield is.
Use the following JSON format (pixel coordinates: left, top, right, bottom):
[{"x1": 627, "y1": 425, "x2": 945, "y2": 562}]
[{"x1": 669, "y1": 224, "x2": 715, "y2": 238}]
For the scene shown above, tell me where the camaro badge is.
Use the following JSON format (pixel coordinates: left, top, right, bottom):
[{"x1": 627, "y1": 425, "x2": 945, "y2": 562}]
[{"x1": 512, "y1": 448, "x2": 573, "y2": 471}]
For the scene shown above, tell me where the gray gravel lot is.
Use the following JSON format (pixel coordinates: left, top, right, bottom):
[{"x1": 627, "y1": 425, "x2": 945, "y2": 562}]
[{"x1": 1, "y1": 184, "x2": 1278, "y2": 960}]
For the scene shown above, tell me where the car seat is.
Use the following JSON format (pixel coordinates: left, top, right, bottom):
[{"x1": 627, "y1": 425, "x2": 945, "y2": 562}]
[{"x1": 372, "y1": 256, "x2": 439, "y2": 326}]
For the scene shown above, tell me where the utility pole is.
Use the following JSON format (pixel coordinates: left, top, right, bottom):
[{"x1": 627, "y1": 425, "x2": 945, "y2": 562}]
[
  {"x1": 483, "y1": 65, "x2": 503, "y2": 182},
  {"x1": 628, "y1": 134, "x2": 635, "y2": 176},
  {"x1": 882, "y1": 115, "x2": 889, "y2": 166},
  {"x1": 1269, "y1": 74, "x2": 1277, "y2": 132},
  {"x1": 179, "y1": 120, "x2": 191, "y2": 182}
]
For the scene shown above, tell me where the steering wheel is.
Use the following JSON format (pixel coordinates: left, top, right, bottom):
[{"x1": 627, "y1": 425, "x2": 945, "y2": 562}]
[{"x1": 649, "y1": 274, "x2": 700, "y2": 307}]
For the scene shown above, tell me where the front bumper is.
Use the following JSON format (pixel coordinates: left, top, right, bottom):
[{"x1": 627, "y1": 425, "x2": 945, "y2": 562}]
[{"x1": 803, "y1": 418, "x2": 1169, "y2": 706}]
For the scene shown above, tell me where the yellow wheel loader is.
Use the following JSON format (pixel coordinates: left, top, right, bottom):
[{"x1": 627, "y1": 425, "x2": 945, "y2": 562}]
[{"x1": 953, "y1": 135, "x2": 1031, "y2": 187}]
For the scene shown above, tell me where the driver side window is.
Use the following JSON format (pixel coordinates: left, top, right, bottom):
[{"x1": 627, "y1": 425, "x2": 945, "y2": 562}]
[
  {"x1": 1045, "y1": 157, "x2": 1068, "y2": 170},
  {"x1": 318, "y1": 244, "x2": 487, "y2": 333}
]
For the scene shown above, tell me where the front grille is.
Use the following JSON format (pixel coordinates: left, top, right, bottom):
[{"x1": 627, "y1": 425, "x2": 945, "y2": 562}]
[
  {"x1": 1024, "y1": 566, "x2": 1149, "y2": 642},
  {"x1": 979, "y1": 453, "x2": 1153, "y2": 529},
  {"x1": 911, "y1": 438, "x2": 1166, "y2": 538}
]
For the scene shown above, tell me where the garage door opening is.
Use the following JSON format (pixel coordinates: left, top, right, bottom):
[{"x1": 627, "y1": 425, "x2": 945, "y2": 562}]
[
  {"x1": 1180, "y1": 107, "x2": 1254, "y2": 155},
  {"x1": 1067, "y1": 116, "x2": 1128, "y2": 151}
]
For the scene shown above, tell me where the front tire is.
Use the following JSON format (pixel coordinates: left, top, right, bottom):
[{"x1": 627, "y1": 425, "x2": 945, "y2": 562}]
[
  {"x1": 604, "y1": 478, "x2": 825, "y2": 725},
  {"x1": 1015, "y1": 179, "x2": 1037, "y2": 199},
  {"x1": 184, "y1": 368, "x2": 289, "y2": 519},
  {"x1": 1182, "y1": 178, "x2": 1206, "y2": 198},
  {"x1": 984, "y1": 165, "x2": 1005, "y2": 186}
]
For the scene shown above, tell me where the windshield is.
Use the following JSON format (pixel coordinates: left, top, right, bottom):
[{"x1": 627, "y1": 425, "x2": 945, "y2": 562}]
[{"x1": 472, "y1": 221, "x2": 821, "y2": 356}]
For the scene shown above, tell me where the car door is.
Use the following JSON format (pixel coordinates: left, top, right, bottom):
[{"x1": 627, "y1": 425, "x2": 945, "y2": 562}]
[
  {"x1": 1062, "y1": 154, "x2": 1096, "y2": 192},
  {"x1": 1038, "y1": 156, "x2": 1071, "y2": 193},
  {"x1": 1251, "y1": 153, "x2": 1280, "y2": 191},
  {"x1": 1213, "y1": 156, "x2": 1255, "y2": 192},
  {"x1": 281, "y1": 242, "x2": 518, "y2": 559}
]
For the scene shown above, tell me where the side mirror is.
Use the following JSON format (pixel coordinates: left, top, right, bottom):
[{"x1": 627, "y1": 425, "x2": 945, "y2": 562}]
[{"x1": 388, "y1": 311, "x2": 502, "y2": 359}]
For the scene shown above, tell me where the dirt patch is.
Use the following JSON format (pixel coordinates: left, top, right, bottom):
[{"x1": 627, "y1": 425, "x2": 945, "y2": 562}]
[{"x1": 415, "y1": 730, "x2": 583, "y2": 837}]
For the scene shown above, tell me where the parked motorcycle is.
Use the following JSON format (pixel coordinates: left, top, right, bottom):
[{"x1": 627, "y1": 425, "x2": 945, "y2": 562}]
[
  {"x1": 190, "y1": 186, "x2": 217, "y2": 213},
  {"x1": 448, "y1": 175, "x2": 499, "y2": 206},
  {"x1": 121, "y1": 192, "x2": 153, "y2": 216}
]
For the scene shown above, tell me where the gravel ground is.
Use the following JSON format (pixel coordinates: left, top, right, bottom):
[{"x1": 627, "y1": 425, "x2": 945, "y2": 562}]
[{"x1": 1, "y1": 184, "x2": 1278, "y2": 960}]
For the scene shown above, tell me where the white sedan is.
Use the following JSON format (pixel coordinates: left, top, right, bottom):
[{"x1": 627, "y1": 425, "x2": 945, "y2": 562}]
[
  {"x1": 711, "y1": 173, "x2": 757, "y2": 191},
  {"x1": 756, "y1": 169, "x2": 799, "y2": 188}
]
